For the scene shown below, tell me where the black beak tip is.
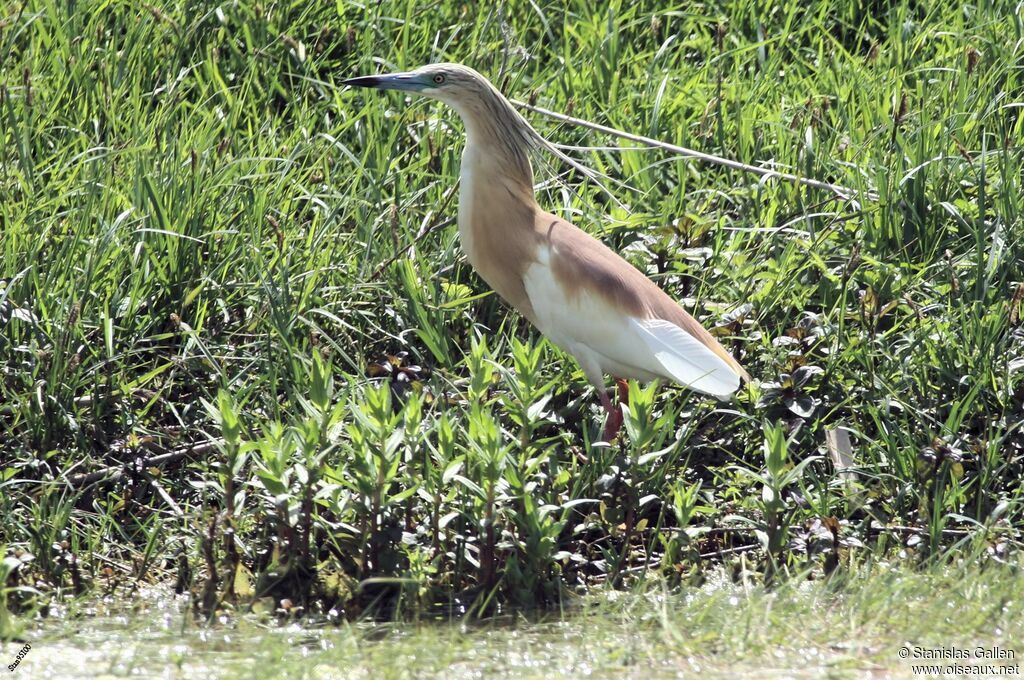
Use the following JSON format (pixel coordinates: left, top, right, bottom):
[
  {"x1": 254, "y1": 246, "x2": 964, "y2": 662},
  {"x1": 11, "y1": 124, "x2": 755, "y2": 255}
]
[{"x1": 341, "y1": 75, "x2": 382, "y2": 89}]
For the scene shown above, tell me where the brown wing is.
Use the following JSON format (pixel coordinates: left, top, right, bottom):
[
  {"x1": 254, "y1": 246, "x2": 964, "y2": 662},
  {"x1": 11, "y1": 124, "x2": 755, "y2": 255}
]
[{"x1": 535, "y1": 211, "x2": 750, "y2": 382}]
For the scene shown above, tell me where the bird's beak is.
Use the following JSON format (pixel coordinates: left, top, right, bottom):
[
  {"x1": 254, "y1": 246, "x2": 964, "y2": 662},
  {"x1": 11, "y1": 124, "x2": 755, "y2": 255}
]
[{"x1": 341, "y1": 72, "x2": 427, "y2": 92}]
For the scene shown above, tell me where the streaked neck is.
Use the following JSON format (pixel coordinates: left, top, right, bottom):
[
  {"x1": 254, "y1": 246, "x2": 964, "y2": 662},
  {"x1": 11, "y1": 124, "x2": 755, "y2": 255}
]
[{"x1": 447, "y1": 94, "x2": 536, "y2": 198}]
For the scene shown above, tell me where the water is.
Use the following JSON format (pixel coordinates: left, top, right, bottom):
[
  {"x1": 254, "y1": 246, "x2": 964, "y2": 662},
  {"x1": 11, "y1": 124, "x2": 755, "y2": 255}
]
[{"x1": 4, "y1": 566, "x2": 1019, "y2": 679}]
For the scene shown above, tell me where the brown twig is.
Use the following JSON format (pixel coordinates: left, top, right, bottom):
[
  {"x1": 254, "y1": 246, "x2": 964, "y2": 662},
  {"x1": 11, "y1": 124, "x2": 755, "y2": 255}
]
[
  {"x1": 66, "y1": 440, "x2": 222, "y2": 488},
  {"x1": 700, "y1": 543, "x2": 761, "y2": 559},
  {"x1": 511, "y1": 99, "x2": 878, "y2": 203},
  {"x1": 869, "y1": 524, "x2": 975, "y2": 538}
]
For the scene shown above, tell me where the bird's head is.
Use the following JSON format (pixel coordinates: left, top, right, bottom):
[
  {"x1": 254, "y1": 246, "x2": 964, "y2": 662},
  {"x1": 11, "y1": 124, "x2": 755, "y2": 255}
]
[
  {"x1": 343, "y1": 62, "x2": 551, "y2": 185},
  {"x1": 342, "y1": 63, "x2": 495, "y2": 112}
]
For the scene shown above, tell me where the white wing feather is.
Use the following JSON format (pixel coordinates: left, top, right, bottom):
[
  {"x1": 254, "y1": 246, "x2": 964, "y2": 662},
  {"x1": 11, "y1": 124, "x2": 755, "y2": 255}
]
[{"x1": 628, "y1": 318, "x2": 740, "y2": 398}]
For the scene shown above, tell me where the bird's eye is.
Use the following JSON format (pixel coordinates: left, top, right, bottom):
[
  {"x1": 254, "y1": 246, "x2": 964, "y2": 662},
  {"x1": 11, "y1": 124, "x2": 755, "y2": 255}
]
[{"x1": 432, "y1": 74, "x2": 445, "y2": 85}]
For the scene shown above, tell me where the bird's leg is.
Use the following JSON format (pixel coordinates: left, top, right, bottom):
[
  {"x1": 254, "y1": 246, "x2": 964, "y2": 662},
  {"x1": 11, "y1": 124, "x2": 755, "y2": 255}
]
[
  {"x1": 599, "y1": 390, "x2": 621, "y2": 442},
  {"x1": 600, "y1": 378, "x2": 630, "y2": 441},
  {"x1": 615, "y1": 377, "x2": 630, "y2": 405}
]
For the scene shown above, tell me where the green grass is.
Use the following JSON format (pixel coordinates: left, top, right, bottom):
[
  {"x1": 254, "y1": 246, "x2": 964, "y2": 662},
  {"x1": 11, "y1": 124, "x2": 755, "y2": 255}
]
[{"x1": 2, "y1": 0, "x2": 1023, "y2": 625}]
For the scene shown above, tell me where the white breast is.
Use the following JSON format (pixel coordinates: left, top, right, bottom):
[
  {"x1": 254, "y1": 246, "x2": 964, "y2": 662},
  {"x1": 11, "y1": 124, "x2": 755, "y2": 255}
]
[{"x1": 457, "y1": 146, "x2": 477, "y2": 263}]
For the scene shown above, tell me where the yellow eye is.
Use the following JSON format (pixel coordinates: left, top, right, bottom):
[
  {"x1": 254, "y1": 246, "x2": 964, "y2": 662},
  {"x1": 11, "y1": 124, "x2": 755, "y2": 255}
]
[{"x1": 432, "y1": 74, "x2": 445, "y2": 85}]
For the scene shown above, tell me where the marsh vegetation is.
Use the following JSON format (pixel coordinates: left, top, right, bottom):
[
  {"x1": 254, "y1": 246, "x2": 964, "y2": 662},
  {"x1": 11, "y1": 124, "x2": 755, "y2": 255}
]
[{"x1": 1, "y1": 0, "x2": 1023, "y2": 674}]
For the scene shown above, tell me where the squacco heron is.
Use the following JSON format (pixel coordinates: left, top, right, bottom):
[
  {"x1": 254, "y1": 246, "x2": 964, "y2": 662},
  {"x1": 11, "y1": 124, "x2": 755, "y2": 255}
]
[{"x1": 344, "y1": 64, "x2": 749, "y2": 441}]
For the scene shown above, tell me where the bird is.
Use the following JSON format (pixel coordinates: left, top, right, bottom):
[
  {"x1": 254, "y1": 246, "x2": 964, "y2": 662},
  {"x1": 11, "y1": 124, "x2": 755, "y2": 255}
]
[{"x1": 343, "y1": 63, "x2": 749, "y2": 441}]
